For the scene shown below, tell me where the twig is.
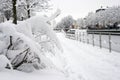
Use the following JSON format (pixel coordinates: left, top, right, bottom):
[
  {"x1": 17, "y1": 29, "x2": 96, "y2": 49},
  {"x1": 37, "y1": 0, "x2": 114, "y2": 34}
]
[
  {"x1": 7, "y1": 36, "x2": 12, "y2": 49},
  {"x1": 12, "y1": 48, "x2": 30, "y2": 69}
]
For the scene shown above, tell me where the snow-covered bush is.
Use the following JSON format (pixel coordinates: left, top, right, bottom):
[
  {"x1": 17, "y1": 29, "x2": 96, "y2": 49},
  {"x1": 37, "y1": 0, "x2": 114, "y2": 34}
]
[
  {"x1": 0, "y1": 22, "x2": 41, "y2": 72},
  {"x1": 0, "y1": 9, "x2": 62, "y2": 72}
]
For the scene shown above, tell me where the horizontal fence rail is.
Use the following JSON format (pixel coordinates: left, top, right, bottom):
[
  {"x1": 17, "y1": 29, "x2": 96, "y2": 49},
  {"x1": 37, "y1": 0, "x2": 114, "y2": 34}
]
[{"x1": 66, "y1": 29, "x2": 120, "y2": 53}]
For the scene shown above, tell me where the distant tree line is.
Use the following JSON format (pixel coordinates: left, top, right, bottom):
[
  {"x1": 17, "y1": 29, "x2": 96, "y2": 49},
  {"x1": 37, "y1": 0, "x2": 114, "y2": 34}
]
[
  {"x1": 55, "y1": 6, "x2": 120, "y2": 31},
  {"x1": 55, "y1": 15, "x2": 75, "y2": 32},
  {"x1": 79, "y1": 6, "x2": 120, "y2": 29}
]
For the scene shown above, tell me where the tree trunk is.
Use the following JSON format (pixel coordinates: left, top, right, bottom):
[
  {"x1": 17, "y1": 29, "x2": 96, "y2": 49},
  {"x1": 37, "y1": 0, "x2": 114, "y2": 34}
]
[
  {"x1": 7, "y1": 18, "x2": 10, "y2": 21},
  {"x1": 12, "y1": 0, "x2": 17, "y2": 24},
  {"x1": 27, "y1": 5, "x2": 31, "y2": 18}
]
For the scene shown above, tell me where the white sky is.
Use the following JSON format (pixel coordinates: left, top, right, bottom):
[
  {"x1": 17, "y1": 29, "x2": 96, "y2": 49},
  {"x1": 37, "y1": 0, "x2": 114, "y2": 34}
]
[{"x1": 42, "y1": 0, "x2": 120, "y2": 22}]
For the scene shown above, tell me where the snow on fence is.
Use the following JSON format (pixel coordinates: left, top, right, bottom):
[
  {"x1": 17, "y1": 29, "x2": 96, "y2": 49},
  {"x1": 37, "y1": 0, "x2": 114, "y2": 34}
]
[{"x1": 67, "y1": 29, "x2": 120, "y2": 53}]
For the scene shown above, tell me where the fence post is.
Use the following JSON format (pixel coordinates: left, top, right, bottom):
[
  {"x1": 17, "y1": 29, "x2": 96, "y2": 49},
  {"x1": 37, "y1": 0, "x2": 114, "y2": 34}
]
[
  {"x1": 77, "y1": 32, "x2": 79, "y2": 41},
  {"x1": 109, "y1": 33, "x2": 111, "y2": 52},
  {"x1": 75, "y1": 34, "x2": 78, "y2": 40},
  {"x1": 79, "y1": 33, "x2": 81, "y2": 42},
  {"x1": 76, "y1": 33, "x2": 78, "y2": 40},
  {"x1": 92, "y1": 32, "x2": 94, "y2": 46},
  {"x1": 87, "y1": 33, "x2": 89, "y2": 44},
  {"x1": 99, "y1": 33, "x2": 102, "y2": 48},
  {"x1": 83, "y1": 32, "x2": 85, "y2": 43}
]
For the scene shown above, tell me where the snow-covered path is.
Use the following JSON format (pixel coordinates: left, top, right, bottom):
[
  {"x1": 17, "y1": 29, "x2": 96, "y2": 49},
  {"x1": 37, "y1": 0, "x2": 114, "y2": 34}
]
[{"x1": 57, "y1": 33, "x2": 120, "y2": 80}]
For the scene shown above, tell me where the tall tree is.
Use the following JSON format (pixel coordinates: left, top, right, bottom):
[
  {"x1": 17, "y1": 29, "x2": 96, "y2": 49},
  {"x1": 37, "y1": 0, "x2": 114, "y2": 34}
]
[
  {"x1": 76, "y1": 18, "x2": 86, "y2": 29},
  {"x1": 12, "y1": 0, "x2": 17, "y2": 24}
]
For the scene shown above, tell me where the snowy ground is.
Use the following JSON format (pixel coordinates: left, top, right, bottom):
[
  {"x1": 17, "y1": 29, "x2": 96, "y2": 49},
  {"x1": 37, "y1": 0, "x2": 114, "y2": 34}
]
[
  {"x1": 57, "y1": 32, "x2": 120, "y2": 80},
  {"x1": 1, "y1": 32, "x2": 120, "y2": 80},
  {"x1": 0, "y1": 69, "x2": 67, "y2": 80}
]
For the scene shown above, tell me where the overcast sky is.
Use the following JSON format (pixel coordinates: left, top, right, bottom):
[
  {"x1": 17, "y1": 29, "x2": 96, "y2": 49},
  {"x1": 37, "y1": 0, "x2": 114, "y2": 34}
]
[{"x1": 48, "y1": 0, "x2": 120, "y2": 22}]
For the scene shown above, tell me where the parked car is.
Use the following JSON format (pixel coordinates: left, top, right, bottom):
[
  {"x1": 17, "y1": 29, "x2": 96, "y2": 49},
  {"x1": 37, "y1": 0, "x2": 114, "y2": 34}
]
[
  {"x1": 66, "y1": 29, "x2": 76, "y2": 34},
  {"x1": 66, "y1": 29, "x2": 77, "y2": 39}
]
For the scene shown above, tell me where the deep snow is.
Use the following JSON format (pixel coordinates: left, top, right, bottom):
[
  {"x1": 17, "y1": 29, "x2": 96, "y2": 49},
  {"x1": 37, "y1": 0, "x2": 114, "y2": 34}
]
[
  {"x1": 1, "y1": 32, "x2": 120, "y2": 80},
  {"x1": 0, "y1": 69, "x2": 67, "y2": 80},
  {"x1": 57, "y1": 33, "x2": 120, "y2": 80}
]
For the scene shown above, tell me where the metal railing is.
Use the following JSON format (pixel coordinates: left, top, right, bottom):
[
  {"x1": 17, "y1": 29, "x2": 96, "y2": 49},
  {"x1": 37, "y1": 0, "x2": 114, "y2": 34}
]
[{"x1": 66, "y1": 30, "x2": 120, "y2": 53}]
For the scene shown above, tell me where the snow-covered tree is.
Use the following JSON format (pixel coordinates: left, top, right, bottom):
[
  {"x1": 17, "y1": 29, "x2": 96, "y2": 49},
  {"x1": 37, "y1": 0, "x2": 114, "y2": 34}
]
[
  {"x1": 76, "y1": 18, "x2": 86, "y2": 29},
  {"x1": 17, "y1": 0, "x2": 51, "y2": 18},
  {"x1": 55, "y1": 22, "x2": 63, "y2": 30},
  {"x1": 85, "y1": 12, "x2": 95, "y2": 27},
  {"x1": 0, "y1": 0, "x2": 51, "y2": 23},
  {"x1": 0, "y1": 0, "x2": 12, "y2": 21},
  {"x1": 56, "y1": 15, "x2": 75, "y2": 31},
  {"x1": 85, "y1": 6, "x2": 120, "y2": 28}
]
